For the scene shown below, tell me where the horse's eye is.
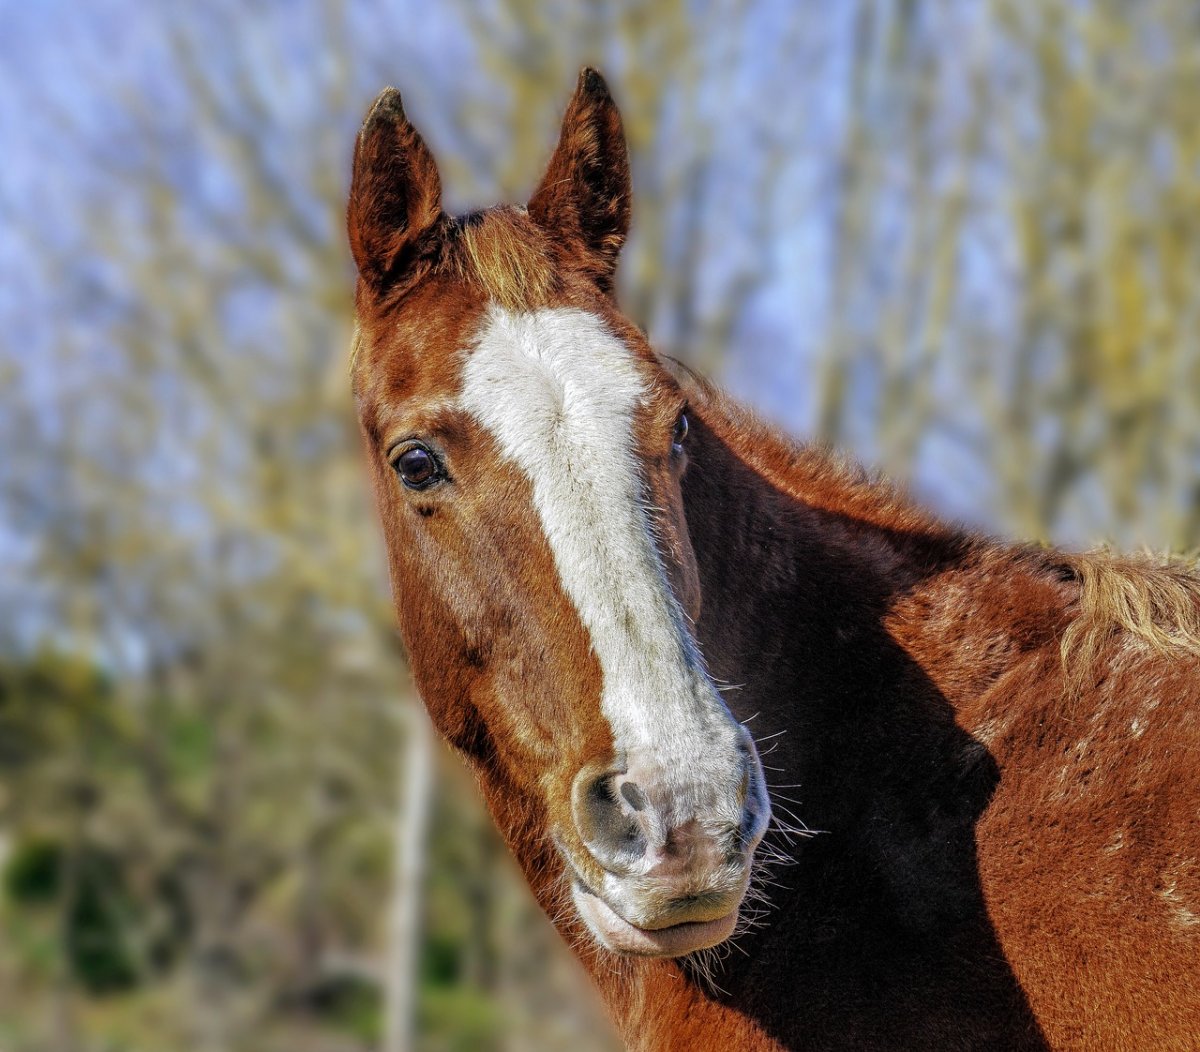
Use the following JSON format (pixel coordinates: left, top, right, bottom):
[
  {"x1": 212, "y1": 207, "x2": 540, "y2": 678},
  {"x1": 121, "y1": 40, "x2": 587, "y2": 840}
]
[
  {"x1": 671, "y1": 412, "x2": 689, "y2": 453},
  {"x1": 393, "y1": 445, "x2": 442, "y2": 490}
]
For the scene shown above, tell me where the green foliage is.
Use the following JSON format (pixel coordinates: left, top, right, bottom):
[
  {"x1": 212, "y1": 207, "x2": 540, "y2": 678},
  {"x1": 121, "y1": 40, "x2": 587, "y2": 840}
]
[
  {"x1": 303, "y1": 974, "x2": 385, "y2": 1044},
  {"x1": 4, "y1": 839, "x2": 191, "y2": 996},
  {"x1": 421, "y1": 932, "x2": 463, "y2": 987},
  {"x1": 5, "y1": 840, "x2": 61, "y2": 904},
  {"x1": 419, "y1": 985, "x2": 505, "y2": 1052},
  {"x1": 163, "y1": 713, "x2": 213, "y2": 783},
  {"x1": 0, "y1": 653, "x2": 115, "y2": 769},
  {"x1": 65, "y1": 851, "x2": 140, "y2": 995}
]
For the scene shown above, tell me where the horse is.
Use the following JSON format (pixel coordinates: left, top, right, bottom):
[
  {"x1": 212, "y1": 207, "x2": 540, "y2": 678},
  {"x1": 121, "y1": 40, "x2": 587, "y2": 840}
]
[{"x1": 346, "y1": 69, "x2": 1200, "y2": 1051}]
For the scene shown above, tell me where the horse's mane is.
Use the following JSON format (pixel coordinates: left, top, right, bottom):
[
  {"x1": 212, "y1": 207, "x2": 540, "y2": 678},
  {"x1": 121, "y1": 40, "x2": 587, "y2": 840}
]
[{"x1": 1058, "y1": 548, "x2": 1200, "y2": 674}]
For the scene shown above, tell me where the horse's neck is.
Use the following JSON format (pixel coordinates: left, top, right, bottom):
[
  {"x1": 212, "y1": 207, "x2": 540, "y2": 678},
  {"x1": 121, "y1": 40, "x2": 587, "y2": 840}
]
[
  {"x1": 680, "y1": 392, "x2": 1062, "y2": 726},
  {"x1": 681, "y1": 394, "x2": 947, "y2": 720},
  {"x1": 675, "y1": 392, "x2": 1067, "y2": 865}
]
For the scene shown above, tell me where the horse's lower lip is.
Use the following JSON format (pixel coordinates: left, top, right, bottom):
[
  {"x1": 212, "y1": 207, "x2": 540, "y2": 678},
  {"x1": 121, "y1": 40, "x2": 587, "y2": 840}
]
[{"x1": 571, "y1": 883, "x2": 739, "y2": 957}]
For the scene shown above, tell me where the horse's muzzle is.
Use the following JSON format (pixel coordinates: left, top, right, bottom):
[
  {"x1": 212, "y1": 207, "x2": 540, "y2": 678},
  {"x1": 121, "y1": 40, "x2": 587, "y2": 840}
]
[{"x1": 565, "y1": 733, "x2": 770, "y2": 956}]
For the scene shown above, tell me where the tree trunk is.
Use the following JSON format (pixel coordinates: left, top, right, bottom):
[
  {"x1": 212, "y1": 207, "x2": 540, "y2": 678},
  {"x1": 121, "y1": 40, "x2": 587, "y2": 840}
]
[{"x1": 383, "y1": 700, "x2": 435, "y2": 1052}]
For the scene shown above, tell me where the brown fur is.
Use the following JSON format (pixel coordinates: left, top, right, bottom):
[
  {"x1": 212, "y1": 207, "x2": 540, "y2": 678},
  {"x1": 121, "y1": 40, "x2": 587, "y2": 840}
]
[{"x1": 347, "y1": 71, "x2": 1200, "y2": 1051}]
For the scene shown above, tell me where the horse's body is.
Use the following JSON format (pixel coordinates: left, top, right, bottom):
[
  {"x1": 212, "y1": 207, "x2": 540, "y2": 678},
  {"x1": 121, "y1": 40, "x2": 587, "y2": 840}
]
[{"x1": 347, "y1": 71, "x2": 1200, "y2": 1050}]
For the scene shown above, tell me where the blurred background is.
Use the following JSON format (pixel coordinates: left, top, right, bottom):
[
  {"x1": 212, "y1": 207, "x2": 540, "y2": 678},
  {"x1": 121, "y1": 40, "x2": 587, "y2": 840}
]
[{"x1": 2, "y1": 1, "x2": 1199, "y2": 1049}]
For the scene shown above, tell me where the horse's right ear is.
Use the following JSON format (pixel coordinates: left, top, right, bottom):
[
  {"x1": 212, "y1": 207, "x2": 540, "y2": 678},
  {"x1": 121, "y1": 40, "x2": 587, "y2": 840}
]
[{"x1": 347, "y1": 88, "x2": 443, "y2": 296}]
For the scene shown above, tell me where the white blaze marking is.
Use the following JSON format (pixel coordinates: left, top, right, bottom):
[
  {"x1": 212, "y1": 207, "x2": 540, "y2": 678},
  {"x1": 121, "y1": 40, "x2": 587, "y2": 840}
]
[{"x1": 458, "y1": 306, "x2": 744, "y2": 808}]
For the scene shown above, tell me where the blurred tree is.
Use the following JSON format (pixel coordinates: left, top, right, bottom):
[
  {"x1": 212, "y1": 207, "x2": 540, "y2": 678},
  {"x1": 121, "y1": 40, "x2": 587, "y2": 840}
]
[{"x1": 799, "y1": 0, "x2": 1200, "y2": 549}]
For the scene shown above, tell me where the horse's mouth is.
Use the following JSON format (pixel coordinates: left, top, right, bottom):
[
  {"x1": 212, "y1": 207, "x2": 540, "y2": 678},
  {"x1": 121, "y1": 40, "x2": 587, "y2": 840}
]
[{"x1": 570, "y1": 880, "x2": 740, "y2": 957}]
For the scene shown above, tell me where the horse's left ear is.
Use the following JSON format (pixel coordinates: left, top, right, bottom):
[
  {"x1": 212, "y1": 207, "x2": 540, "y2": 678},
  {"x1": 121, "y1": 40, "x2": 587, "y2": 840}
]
[
  {"x1": 347, "y1": 88, "x2": 443, "y2": 297},
  {"x1": 528, "y1": 68, "x2": 631, "y2": 297}
]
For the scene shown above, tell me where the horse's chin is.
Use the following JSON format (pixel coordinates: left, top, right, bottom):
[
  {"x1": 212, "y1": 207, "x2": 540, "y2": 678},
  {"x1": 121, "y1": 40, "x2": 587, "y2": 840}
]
[{"x1": 571, "y1": 882, "x2": 740, "y2": 957}]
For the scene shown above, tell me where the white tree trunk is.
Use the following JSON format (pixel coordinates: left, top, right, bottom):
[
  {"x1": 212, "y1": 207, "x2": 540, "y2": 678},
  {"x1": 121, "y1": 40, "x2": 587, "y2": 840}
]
[{"x1": 384, "y1": 699, "x2": 435, "y2": 1052}]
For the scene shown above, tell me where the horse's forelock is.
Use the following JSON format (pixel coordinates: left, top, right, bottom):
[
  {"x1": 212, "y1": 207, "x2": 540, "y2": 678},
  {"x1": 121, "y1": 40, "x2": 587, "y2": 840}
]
[{"x1": 450, "y1": 208, "x2": 559, "y2": 313}]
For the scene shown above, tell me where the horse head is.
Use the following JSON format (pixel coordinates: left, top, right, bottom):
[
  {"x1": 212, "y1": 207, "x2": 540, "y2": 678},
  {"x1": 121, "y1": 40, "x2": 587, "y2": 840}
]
[{"x1": 348, "y1": 70, "x2": 769, "y2": 957}]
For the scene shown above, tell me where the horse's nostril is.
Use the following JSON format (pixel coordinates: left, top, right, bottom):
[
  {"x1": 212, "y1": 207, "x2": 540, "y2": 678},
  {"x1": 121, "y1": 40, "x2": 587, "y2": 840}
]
[
  {"x1": 574, "y1": 768, "x2": 648, "y2": 872},
  {"x1": 572, "y1": 761, "x2": 765, "y2": 878},
  {"x1": 620, "y1": 781, "x2": 647, "y2": 812}
]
